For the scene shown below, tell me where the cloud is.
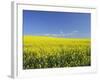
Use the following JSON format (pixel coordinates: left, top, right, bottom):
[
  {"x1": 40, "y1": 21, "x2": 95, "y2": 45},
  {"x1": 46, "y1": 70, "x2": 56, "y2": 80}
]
[
  {"x1": 73, "y1": 30, "x2": 78, "y2": 33},
  {"x1": 33, "y1": 30, "x2": 79, "y2": 38},
  {"x1": 65, "y1": 30, "x2": 79, "y2": 36},
  {"x1": 60, "y1": 30, "x2": 63, "y2": 34}
]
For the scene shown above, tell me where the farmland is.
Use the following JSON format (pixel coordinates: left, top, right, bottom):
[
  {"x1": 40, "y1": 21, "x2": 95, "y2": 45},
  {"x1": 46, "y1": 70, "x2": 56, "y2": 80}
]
[{"x1": 23, "y1": 36, "x2": 91, "y2": 69}]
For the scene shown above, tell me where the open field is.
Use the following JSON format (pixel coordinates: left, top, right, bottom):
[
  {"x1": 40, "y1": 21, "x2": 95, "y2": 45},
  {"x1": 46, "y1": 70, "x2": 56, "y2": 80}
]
[{"x1": 23, "y1": 36, "x2": 91, "y2": 69}]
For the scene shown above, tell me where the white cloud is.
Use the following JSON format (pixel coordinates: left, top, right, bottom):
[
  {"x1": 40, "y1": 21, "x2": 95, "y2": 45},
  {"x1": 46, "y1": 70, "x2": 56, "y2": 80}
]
[
  {"x1": 73, "y1": 30, "x2": 78, "y2": 33},
  {"x1": 60, "y1": 30, "x2": 63, "y2": 34},
  {"x1": 65, "y1": 30, "x2": 79, "y2": 36},
  {"x1": 35, "y1": 30, "x2": 79, "y2": 37}
]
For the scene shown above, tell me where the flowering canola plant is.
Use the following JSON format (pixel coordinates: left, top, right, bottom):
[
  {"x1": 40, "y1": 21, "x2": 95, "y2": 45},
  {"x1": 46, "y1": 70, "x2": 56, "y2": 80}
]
[{"x1": 23, "y1": 36, "x2": 91, "y2": 69}]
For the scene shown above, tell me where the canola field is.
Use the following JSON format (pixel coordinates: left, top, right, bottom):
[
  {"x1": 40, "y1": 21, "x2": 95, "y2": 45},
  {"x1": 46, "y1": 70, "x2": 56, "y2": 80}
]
[{"x1": 23, "y1": 36, "x2": 91, "y2": 69}]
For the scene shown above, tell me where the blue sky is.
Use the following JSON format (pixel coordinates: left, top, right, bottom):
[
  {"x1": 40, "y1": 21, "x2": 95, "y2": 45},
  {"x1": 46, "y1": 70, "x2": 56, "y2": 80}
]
[{"x1": 23, "y1": 10, "x2": 91, "y2": 38}]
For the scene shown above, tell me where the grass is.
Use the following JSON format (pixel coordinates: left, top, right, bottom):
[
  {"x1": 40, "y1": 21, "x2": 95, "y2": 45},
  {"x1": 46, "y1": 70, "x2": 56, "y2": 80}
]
[{"x1": 23, "y1": 36, "x2": 91, "y2": 69}]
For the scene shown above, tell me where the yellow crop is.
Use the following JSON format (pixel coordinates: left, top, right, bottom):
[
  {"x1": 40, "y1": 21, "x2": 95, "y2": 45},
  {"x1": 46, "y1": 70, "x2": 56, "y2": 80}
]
[{"x1": 23, "y1": 36, "x2": 91, "y2": 69}]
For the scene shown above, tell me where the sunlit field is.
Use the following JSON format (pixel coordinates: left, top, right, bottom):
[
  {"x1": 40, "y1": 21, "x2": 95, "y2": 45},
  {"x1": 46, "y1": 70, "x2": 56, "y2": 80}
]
[{"x1": 23, "y1": 36, "x2": 91, "y2": 69}]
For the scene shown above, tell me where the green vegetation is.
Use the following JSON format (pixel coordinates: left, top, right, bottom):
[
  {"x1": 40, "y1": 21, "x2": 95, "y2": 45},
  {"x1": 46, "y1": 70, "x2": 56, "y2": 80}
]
[{"x1": 23, "y1": 36, "x2": 91, "y2": 69}]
